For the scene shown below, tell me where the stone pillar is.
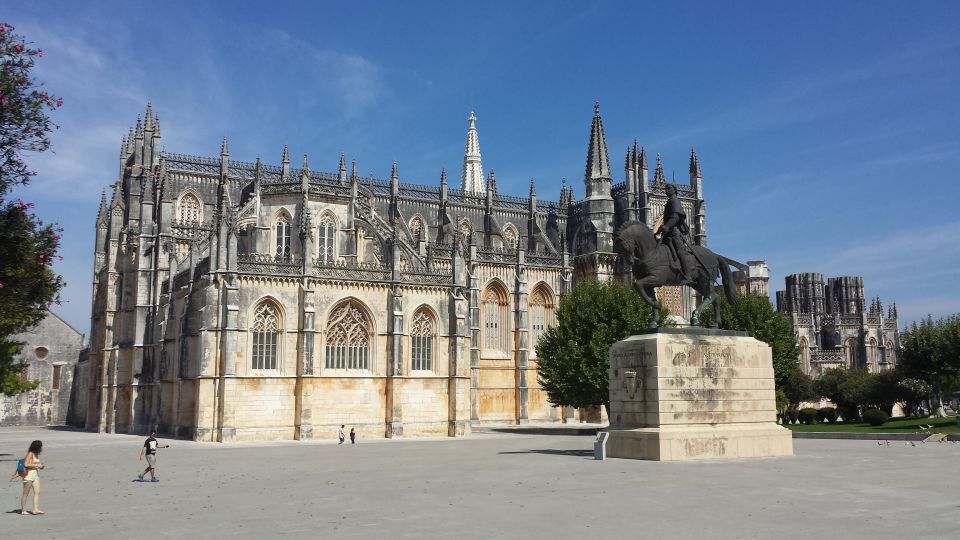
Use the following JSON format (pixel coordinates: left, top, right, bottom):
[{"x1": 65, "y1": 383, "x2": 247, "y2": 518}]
[
  {"x1": 514, "y1": 252, "x2": 529, "y2": 424},
  {"x1": 386, "y1": 284, "x2": 404, "y2": 438}
]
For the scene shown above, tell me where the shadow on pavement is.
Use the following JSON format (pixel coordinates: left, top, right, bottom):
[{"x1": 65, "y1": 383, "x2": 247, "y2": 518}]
[{"x1": 498, "y1": 448, "x2": 594, "y2": 458}]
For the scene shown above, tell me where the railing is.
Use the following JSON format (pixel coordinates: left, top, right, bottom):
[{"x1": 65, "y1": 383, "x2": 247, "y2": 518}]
[
  {"x1": 476, "y1": 247, "x2": 517, "y2": 264},
  {"x1": 866, "y1": 315, "x2": 881, "y2": 325},
  {"x1": 812, "y1": 350, "x2": 845, "y2": 364},
  {"x1": 839, "y1": 314, "x2": 860, "y2": 325},
  {"x1": 237, "y1": 254, "x2": 302, "y2": 275},
  {"x1": 401, "y1": 268, "x2": 452, "y2": 286},
  {"x1": 795, "y1": 313, "x2": 812, "y2": 325},
  {"x1": 526, "y1": 249, "x2": 562, "y2": 267},
  {"x1": 313, "y1": 260, "x2": 390, "y2": 281}
]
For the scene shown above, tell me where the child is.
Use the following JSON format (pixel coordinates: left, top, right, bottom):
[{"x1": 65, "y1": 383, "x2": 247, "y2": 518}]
[{"x1": 350, "y1": 427, "x2": 356, "y2": 444}]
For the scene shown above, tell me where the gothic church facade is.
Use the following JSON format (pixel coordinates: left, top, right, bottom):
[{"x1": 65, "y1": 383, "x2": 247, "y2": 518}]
[{"x1": 71, "y1": 103, "x2": 709, "y2": 441}]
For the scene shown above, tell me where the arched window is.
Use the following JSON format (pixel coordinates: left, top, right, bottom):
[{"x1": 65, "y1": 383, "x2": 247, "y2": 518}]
[
  {"x1": 799, "y1": 336, "x2": 810, "y2": 374},
  {"x1": 482, "y1": 282, "x2": 509, "y2": 353},
  {"x1": 251, "y1": 301, "x2": 281, "y2": 370},
  {"x1": 325, "y1": 301, "x2": 371, "y2": 370},
  {"x1": 844, "y1": 338, "x2": 858, "y2": 368},
  {"x1": 275, "y1": 213, "x2": 291, "y2": 258},
  {"x1": 178, "y1": 192, "x2": 203, "y2": 224},
  {"x1": 529, "y1": 284, "x2": 555, "y2": 350},
  {"x1": 502, "y1": 224, "x2": 518, "y2": 250},
  {"x1": 868, "y1": 338, "x2": 878, "y2": 372},
  {"x1": 318, "y1": 213, "x2": 336, "y2": 263},
  {"x1": 410, "y1": 308, "x2": 435, "y2": 371},
  {"x1": 885, "y1": 340, "x2": 896, "y2": 366},
  {"x1": 409, "y1": 215, "x2": 426, "y2": 241}
]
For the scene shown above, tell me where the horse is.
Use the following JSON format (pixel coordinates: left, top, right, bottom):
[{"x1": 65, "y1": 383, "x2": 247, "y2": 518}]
[{"x1": 613, "y1": 221, "x2": 738, "y2": 328}]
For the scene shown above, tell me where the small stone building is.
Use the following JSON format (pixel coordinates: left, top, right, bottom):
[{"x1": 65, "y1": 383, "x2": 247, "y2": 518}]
[{"x1": 0, "y1": 311, "x2": 84, "y2": 426}]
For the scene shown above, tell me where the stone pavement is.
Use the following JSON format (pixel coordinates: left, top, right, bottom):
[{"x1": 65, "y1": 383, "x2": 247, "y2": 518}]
[{"x1": 0, "y1": 426, "x2": 956, "y2": 539}]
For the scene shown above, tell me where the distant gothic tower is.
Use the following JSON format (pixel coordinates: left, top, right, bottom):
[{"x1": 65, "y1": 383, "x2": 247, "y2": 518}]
[{"x1": 461, "y1": 112, "x2": 485, "y2": 194}]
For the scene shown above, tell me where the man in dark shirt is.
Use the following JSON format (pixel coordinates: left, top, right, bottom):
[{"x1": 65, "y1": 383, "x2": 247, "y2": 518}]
[
  {"x1": 659, "y1": 184, "x2": 694, "y2": 280},
  {"x1": 138, "y1": 430, "x2": 169, "y2": 482}
]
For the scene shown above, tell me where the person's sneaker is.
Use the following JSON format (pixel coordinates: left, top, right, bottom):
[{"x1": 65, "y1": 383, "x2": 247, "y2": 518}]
[
  {"x1": 150, "y1": 478, "x2": 159, "y2": 482},
  {"x1": 137, "y1": 474, "x2": 144, "y2": 481}
]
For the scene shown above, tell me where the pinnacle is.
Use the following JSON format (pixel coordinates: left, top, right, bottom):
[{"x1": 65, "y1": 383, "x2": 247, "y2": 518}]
[
  {"x1": 585, "y1": 101, "x2": 611, "y2": 180},
  {"x1": 220, "y1": 136, "x2": 229, "y2": 156},
  {"x1": 391, "y1": 160, "x2": 398, "y2": 180},
  {"x1": 529, "y1": 177, "x2": 536, "y2": 197},
  {"x1": 282, "y1": 145, "x2": 290, "y2": 163}
]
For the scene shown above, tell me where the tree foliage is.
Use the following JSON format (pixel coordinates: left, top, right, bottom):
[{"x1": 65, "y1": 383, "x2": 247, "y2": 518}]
[
  {"x1": 0, "y1": 23, "x2": 64, "y2": 395},
  {"x1": 535, "y1": 279, "x2": 656, "y2": 412},
  {"x1": 899, "y1": 315, "x2": 960, "y2": 416},
  {"x1": 696, "y1": 292, "x2": 799, "y2": 387}
]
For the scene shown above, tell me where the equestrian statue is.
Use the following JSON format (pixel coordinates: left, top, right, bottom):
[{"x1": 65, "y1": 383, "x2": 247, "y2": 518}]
[{"x1": 613, "y1": 184, "x2": 739, "y2": 328}]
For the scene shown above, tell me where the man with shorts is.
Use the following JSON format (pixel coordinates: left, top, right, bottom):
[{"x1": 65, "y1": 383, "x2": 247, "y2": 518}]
[{"x1": 138, "y1": 430, "x2": 169, "y2": 482}]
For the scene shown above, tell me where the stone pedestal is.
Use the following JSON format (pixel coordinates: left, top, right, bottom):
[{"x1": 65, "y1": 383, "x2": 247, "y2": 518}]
[{"x1": 605, "y1": 328, "x2": 792, "y2": 461}]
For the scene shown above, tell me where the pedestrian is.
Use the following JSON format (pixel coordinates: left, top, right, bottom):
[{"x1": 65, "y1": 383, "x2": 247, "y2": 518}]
[
  {"x1": 16, "y1": 440, "x2": 45, "y2": 515},
  {"x1": 138, "y1": 430, "x2": 169, "y2": 482},
  {"x1": 350, "y1": 427, "x2": 356, "y2": 444},
  {"x1": 338, "y1": 425, "x2": 345, "y2": 444}
]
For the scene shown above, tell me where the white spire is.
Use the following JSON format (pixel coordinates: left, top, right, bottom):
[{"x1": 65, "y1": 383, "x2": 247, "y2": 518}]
[{"x1": 461, "y1": 111, "x2": 485, "y2": 194}]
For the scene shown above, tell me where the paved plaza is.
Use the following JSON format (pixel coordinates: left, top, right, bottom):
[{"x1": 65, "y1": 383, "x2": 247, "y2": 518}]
[{"x1": 1, "y1": 426, "x2": 957, "y2": 539}]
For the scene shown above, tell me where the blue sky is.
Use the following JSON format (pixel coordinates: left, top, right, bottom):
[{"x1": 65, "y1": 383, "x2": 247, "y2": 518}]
[{"x1": 6, "y1": 1, "x2": 960, "y2": 334}]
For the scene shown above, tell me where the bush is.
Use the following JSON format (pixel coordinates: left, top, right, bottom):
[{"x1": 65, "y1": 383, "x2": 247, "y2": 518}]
[
  {"x1": 838, "y1": 405, "x2": 859, "y2": 422},
  {"x1": 816, "y1": 407, "x2": 838, "y2": 423},
  {"x1": 863, "y1": 408, "x2": 889, "y2": 426},
  {"x1": 786, "y1": 409, "x2": 799, "y2": 424},
  {"x1": 798, "y1": 407, "x2": 818, "y2": 424}
]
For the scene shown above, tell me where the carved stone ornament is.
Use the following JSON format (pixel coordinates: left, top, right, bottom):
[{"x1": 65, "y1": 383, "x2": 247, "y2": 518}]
[{"x1": 623, "y1": 369, "x2": 639, "y2": 399}]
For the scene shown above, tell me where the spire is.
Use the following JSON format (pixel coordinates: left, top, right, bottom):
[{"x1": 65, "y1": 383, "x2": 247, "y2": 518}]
[
  {"x1": 625, "y1": 146, "x2": 633, "y2": 170},
  {"x1": 638, "y1": 145, "x2": 648, "y2": 170},
  {"x1": 96, "y1": 190, "x2": 108, "y2": 227},
  {"x1": 529, "y1": 177, "x2": 537, "y2": 197},
  {"x1": 560, "y1": 177, "x2": 568, "y2": 207},
  {"x1": 461, "y1": 111, "x2": 485, "y2": 194},
  {"x1": 282, "y1": 144, "x2": 290, "y2": 165},
  {"x1": 440, "y1": 166, "x2": 447, "y2": 186},
  {"x1": 350, "y1": 160, "x2": 357, "y2": 182},
  {"x1": 134, "y1": 115, "x2": 143, "y2": 139},
  {"x1": 486, "y1": 170, "x2": 497, "y2": 195},
  {"x1": 391, "y1": 160, "x2": 398, "y2": 182},
  {"x1": 144, "y1": 102, "x2": 153, "y2": 131},
  {"x1": 220, "y1": 136, "x2": 229, "y2": 157},
  {"x1": 338, "y1": 152, "x2": 346, "y2": 184},
  {"x1": 689, "y1": 147, "x2": 701, "y2": 177},
  {"x1": 302, "y1": 153, "x2": 309, "y2": 174},
  {"x1": 390, "y1": 160, "x2": 399, "y2": 199},
  {"x1": 153, "y1": 115, "x2": 160, "y2": 137},
  {"x1": 654, "y1": 153, "x2": 666, "y2": 184},
  {"x1": 585, "y1": 101, "x2": 611, "y2": 180}
]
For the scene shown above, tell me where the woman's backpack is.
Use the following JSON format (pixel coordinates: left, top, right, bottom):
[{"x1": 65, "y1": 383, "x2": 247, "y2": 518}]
[{"x1": 15, "y1": 459, "x2": 27, "y2": 478}]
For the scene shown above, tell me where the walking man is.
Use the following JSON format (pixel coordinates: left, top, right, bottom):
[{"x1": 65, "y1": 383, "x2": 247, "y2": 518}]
[
  {"x1": 138, "y1": 430, "x2": 169, "y2": 482},
  {"x1": 338, "y1": 425, "x2": 345, "y2": 444}
]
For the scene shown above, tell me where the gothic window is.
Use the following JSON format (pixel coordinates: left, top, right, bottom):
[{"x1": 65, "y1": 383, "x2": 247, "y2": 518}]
[
  {"x1": 867, "y1": 338, "x2": 878, "y2": 372},
  {"x1": 251, "y1": 301, "x2": 281, "y2": 370},
  {"x1": 275, "y1": 213, "x2": 291, "y2": 259},
  {"x1": 502, "y1": 224, "x2": 518, "y2": 250},
  {"x1": 409, "y1": 215, "x2": 426, "y2": 241},
  {"x1": 178, "y1": 192, "x2": 203, "y2": 224},
  {"x1": 529, "y1": 284, "x2": 556, "y2": 351},
  {"x1": 799, "y1": 337, "x2": 810, "y2": 374},
  {"x1": 318, "y1": 213, "x2": 336, "y2": 263},
  {"x1": 482, "y1": 282, "x2": 509, "y2": 353},
  {"x1": 885, "y1": 340, "x2": 896, "y2": 365},
  {"x1": 325, "y1": 301, "x2": 371, "y2": 370},
  {"x1": 844, "y1": 338, "x2": 858, "y2": 368},
  {"x1": 410, "y1": 308, "x2": 435, "y2": 371}
]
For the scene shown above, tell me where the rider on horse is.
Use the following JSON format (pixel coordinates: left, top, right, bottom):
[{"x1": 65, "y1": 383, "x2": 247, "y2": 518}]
[{"x1": 658, "y1": 184, "x2": 696, "y2": 281}]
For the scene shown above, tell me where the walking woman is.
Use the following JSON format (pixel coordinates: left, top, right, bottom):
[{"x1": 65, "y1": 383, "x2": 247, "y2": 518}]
[{"x1": 20, "y1": 440, "x2": 45, "y2": 515}]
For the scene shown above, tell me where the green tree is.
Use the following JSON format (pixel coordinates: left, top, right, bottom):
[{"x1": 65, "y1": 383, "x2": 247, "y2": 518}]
[
  {"x1": 0, "y1": 23, "x2": 64, "y2": 395},
  {"x1": 900, "y1": 315, "x2": 960, "y2": 417},
  {"x1": 535, "y1": 279, "x2": 656, "y2": 415},
  {"x1": 815, "y1": 367, "x2": 876, "y2": 420},
  {"x1": 781, "y1": 369, "x2": 816, "y2": 410},
  {"x1": 696, "y1": 292, "x2": 800, "y2": 387}
]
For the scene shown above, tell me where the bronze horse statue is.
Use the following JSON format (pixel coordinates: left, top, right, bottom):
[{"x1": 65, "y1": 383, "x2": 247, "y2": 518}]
[{"x1": 613, "y1": 221, "x2": 739, "y2": 328}]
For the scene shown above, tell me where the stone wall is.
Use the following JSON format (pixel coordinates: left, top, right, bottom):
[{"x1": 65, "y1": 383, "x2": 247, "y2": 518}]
[{"x1": 0, "y1": 312, "x2": 84, "y2": 426}]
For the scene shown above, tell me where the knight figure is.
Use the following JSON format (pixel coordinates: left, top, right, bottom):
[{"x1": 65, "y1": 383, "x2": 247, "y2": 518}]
[{"x1": 658, "y1": 184, "x2": 695, "y2": 280}]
